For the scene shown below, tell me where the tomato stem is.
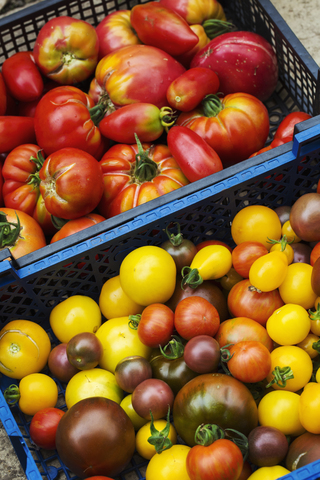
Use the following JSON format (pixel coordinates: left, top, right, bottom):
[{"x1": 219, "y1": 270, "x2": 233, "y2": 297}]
[
  {"x1": 164, "y1": 222, "x2": 184, "y2": 247},
  {"x1": 267, "y1": 235, "x2": 293, "y2": 251},
  {"x1": 309, "y1": 302, "x2": 320, "y2": 321},
  {"x1": 202, "y1": 19, "x2": 235, "y2": 39},
  {"x1": 134, "y1": 133, "x2": 159, "y2": 182},
  {"x1": 128, "y1": 314, "x2": 141, "y2": 330},
  {"x1": 160, "y1": 336, "x2": 184, "y2": 359},
  {"x1": 159, "y1": 106, "x2": 177, "y2": 132},
  {"x1": 265, "y1": 365, "x2": 294, "y2": 388},
  {"x1": 4, "y1": 384, "x2": 20, "y2": 405},
  {"x1": 181, "y1": 266, "x2": 203, "y2": 289},
  {"x1": 194, "y1": 423, "x2": 225, "y2": 446},
  {"x1": 224, "y1": 428, "x2": 249, "y2": 461},
  {"x1": 201, "y1": 94, "x2": 224, "y2": 117},
  {"x1": 28, "y1": 149, "x2": 45, "y2": 187},
  {"x1": 0, "y1": 211, "x2": 21, "y2": 249},
  {"x1": 148, "y1": 407, "x2": 173, "y2": 454},
  {"x1": 89, "y1": 94, "x2": 116, "y2": 126}
]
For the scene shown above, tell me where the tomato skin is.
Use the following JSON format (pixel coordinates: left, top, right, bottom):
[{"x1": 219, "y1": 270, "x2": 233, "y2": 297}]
[
  {"x1": 285, "y1": 432, "x2": 320, "y2": 471},
  {"x1": 311, "y1": 241, "x2": 320, "y2": 266},
  {"x1": 187, "y1": 244, "x2": 232, "y2": 281},
  {"x1": 226, "y1": 341, "x2": 272, "y2": 383},
  {"x1": 274, "y1": 111, "x2": 312, "y2": 142},
  {"x1": 29, "y1": 407, "x2": 65, "y2": 450},
  {"x1": 98, "y1": 142, "x2": 189, "y2": 219},
  {"x1": 0, "y1": 117, "x2": 36, "y2": 154},
  {"x1": 159, "y1": 0, "x2": 226, "y2": 25},
  {"x1": 146, "y1": 444, "x2": 191, "y2": 480},
  {"x1": 34, "y1": 86, "x2": 106, "y2": 159},
  {"x1": 95, "y1": 44, "x2": 186, "y2": 109},
  {"x1": 136, "y1": 418, "x2": 177, "y2": 459},
  {"x1": 136, "y1": 303, "x2": 175, "y2": 348},
  {"x1": 115, "y1": 356, "x2": 152, "y2": 393},
  {"x1": 186, "y1": 438, "x2": 243, "y2": 480},
  {"x1": 120, "y1": 394, "x2": 148, "y2": 430},
  {"x1": 215, "y1": 317, "x2": 273, "y2": 352},
  {"x1": 232, "y1": 241, "x2": 268, "y2": 278},
  {"x1": 17, "y1": 373, "x2": 59, "y2": 416},
  {"x1": 99, "y1": 275, "x2": 144, "y2": 320},
  {"x1": 279, "y1": 262, "x2": 317, "y2": 309},
  {"x1": 249, "y1": 251, "x2": 288, "y2": 292},
  {"x1": 96, "y1": 10, "x2": 141, "y2": 60},
  {"x1": 33, "y1": 16, "x2": 99, "y2": 85},
  {"x1": 247, "y1": 466, "x2": 290, "y2": 479},
  {"x1": 266, "y1": 303, "x2": 311, "y2": 346},
  {"x1": 174, "y1": 295, "x2": 220, "y2": 339},
  {"x1": 167, "y1": 126, "x2": 223, "y2": 182},
  {"x1": 39, "y1": 147, "x2": 104, "y2": 220},
  {"x1": 299, "y1": 382, "x2": 320, "y2": 434},
  {"x1": 175, "y1": 24, "x2": 211, "y2": 68},
  {"x1": 130, "y1": 2, "x2": 198, "y2": 57},
  {"x1": 50, "y1": 213, "x2": 105, "y2": 243},
  {"x1": 48, "y1": 343, "x2": 80, "y2": 383},
  {"x1": 166, "y1": 67, "x2": 220, "y2": 112},
  {"x1": 132, "y1": 378, "x2": 175, "y2": 420},
  {"x1": 0, "y1": 73, "x2": 7, "y2": 115}
]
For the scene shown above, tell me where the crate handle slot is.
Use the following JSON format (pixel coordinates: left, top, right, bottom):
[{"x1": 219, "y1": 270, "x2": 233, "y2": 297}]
[{"x1": 292, "y1": 123, "x2": 320, "y2": 159}]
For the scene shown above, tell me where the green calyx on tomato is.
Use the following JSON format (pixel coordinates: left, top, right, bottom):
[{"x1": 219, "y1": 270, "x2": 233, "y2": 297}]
[
  {"x1": 0, "y1": 211, "x2": 21, "y2": 249},
  {"x1": 164, "y1": 222, "x2": 184, "y2": 247},
  {"x1": 309, "y1": 301, "x2": 320, "y2": 321},
  {"x1": 89, "y1": 93, "x2": 115, "y2": 126},
  {"x1": 201, "y1": 94, "x2": 224, "y2": 117},
  {"x1": 3, "y1": 384, "x2": 21, "y2": 405},
  {"x1": 133, "y1": 134, "x2": 160, "y2": 183},
  {"x1": 194, "y1": 423, "x2": 248, "y2": 460},
  {"x1": 267, "y1": 235, "x2": 293, "y2": 251},
  {"x1": 266, "y1": 365, "x2": 294, "y2": 389},
  {"x1": 28, "y1": 150, "x2": 45, "y2": 187},
  {"x1": 159, "y1": 336, "x2": 184, "y2": 360},
  {"x1": 181, "y1": 265, "x2": 203, "y2": 289},
  {"x1": 202, "y1": 19, "x2": 234, "y2": 39},
  {"x1": 159, "y1": 106, "x2": 177, "y2": 132},
  {"x1": 148, "y1": 408, "x2": 173, "y2": 454}
]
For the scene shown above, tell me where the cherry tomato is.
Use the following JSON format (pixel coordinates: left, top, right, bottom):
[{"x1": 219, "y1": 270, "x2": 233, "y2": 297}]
[
  {"x1": 278, "y1": 262, "x2": 317, "y2": 309},
  {"x1": 246, "y1": 466, "x2": 291, "y2": 479},
  {"x1": 269, "y1": 236, "x2": 294, "y2": 264},
  {"x1": 145, "y1": 444, "x2": 191, "y2": 480},
  {"x1": 115, "y1": 355, "x2": 152, "y2": 393},
  {"x1": 47, "y1": 343, "x2": 79, "y2": 383},
  {"x1": 136, "y1": 418, "x2": 177, "y2": 459},
  {"x1": 120, "y1": 394, "x2": 148, "y2": 431},
  {"x1": 183, "y1": 335, "x2": 221, "y2": 374},
  {"x1": 297, "y1": 332, "x2": 319, "y2": 359},
  {"x1": 224, "y1": 341, "x2": 272, "y2": 383},
  {"x1": 66, "y1": 332, "x2": 103, "y2": 370},
  {"x1": 99, "y1": 275, "x2": 144, "y2": 320},
  {"x1": 299, "y1": 382, "x2": 320, "y2": 434},
  {"x1": 282, "y1": 220, "x2": 301, "y2": 243},
  {"x1": 215, "y1": 317, "x2": 274, "y2": 352},
  {"x1": 232, "y1": 241, "x2": 268, "y2": 278},
  {"x1": 29, "y1": 407, "x2": 65, "y2": 449},
  {"x1": 50, "y1": 213, "x2": 105, "y2": 243},
  {"x1": 249, "y1": 251, "x2": 288, "y2": 292},
  {"x1": 130, "y1": 303, "x2": 175, "y2": 348},
  {"x1": 174, "y1": 296, "x2": 220, "y2": 340},
  {"x1": 132, "y1": 378, "x2": 174, "y2": 420},
  {"x1": 266, "y1": 304, "x2": 311, "y2": 346},
  {"x1": 160, "y1": 222, "x2": 198, "y2": 272}
]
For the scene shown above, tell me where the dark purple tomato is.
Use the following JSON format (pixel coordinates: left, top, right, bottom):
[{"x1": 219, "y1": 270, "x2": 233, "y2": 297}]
[
  {"x1": 132, "y1": 378, "x2": 174, "y2": 420},
  {"x1": 291, "y1": 242, "x2": 312, "y2": 264},
  {"x1": 274, "y1": 205, "x2": 291, "y2": 226},
  {"x1": 290, "y1": 192, "x2": 320, "y2": 242},
  {"x1": 48, "y1": 343, "x2": 79, "y2": 383},
  {"x1": 248, "y1": 426, "x2": 289, "y2": 467},
  {"x1": 183, "y1": 335, "x2": 221, "y2": 374},
  {"x1": 66, "y1": 332, "x2": 103, "y2": 370},
  {"x1": 115, "y1": 355, "x2": 152, "y2": 393},
  {"x1": 55, "y1": 396, "x2": 135, "y2": 478},
  {"x1": 286, "y1": 432, "x2": 320, "y2": 470},
  {"x1": 165, "y1": 275, "x2": 229, "y2": 322},
  {"x1": 161, "y1": 237, "x2": 197, "y2": 272},
  {"x1": 312, "y1": 256, "x2": 320, "y2": 296}
]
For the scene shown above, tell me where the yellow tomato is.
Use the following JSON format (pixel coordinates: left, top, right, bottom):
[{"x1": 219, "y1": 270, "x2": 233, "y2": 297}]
[
  {"x1": 267, "y1": 345, "x2": 313, "y2": 392},
  {"x1": 99, "y1": 275, "x2": 144, "y2": 320},
  {"x1": 95, "y1": 316, "x2": 151, "y2": 373},
  {"x1": 278, "y1": 263, "x2": 317, "y2": 309},
  {"x1": 0, "y1": 320, "x2": 51, "y2": 379},
  {"x1": 145, "y1": 444, "x2": 191, "y2": 480},
  {"x1": 49, "y1": 295, "x2": 101, "y2": 343},
  {"x1": 249, "y1": 251, "x2": 288, "y2": 292},
  {"x1": 282, "y1": 220, "x2": 301, "y2": 243},
  {"x1": 136, "y1": 419, "x2": 177, "y2": 460},
  {"x1": 231, "y1": 205, "x2": 282, "y2": 250},
  {"x1": 186, "y1": 245, "x2": 232, "y2": 282},
  {"x1": 269, "y1": 240, "x2": 294, "y2": 264},
  {"x1": 120, "y1": 394, "x2": 148, "y2": 431},
  {"x1": 65, "y1": 368, "x2": 123, "y2": 409},
  {"x1": 247, "y1": 465, "x2": 291, "y2": 479},
  {"x1": 258, "y1": 390, "x2": 305, "y2": 436},
  {"x1": 266, "y1": 304, "x2": 311, "y2": 346},
  {"x1": 299, "y1": 382, "x2": 320, "y2": 434},
  {"x1": 297, "y1": 332, "x2": 319, "y2": 359},
  {"x1": 119, "y1": 246, "x2": 176, "y2": 306},
  {"x1": 4, "y1": 373, "x2": 58, "y2": 416}
]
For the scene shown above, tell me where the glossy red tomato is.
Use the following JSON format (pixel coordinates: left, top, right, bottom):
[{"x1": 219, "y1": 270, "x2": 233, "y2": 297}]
[
  {"x1": 130, "y1": 303, "x2": 175, "y2": 348},
  {"x1": 50, "y1": 213, "x2": 105, "y2": 243},
  {"x1": 0, "y1": 73, "x2": 7, "y2": 115},
  {"x1": 311, "y1": 242, "x2": 320, "y2": 266},
  {"x1": 215, "y1": 317, "x2": 273, "y2": 352},
  {"x1": 34, "y1": 86, "x2": 108, "y2": 159},
  {"x1": 39, "y1": 147, "x2": 104, "y2": 220},
  {"x1": 174, "y1": 296, "x2": 220, "y2": 340},
  {"x1": 159, "y1": 0, "x2": 226, "y2": 25},
  {"x1": 0, "y1": 117, "x2": 36, "y2": 154},
  {"x1": 224, "y1": 341, "x2": 272, "y2": 383},
  {"x1": 132, "y1": 378, "x2": 174, "y2": 420},
  {"x1": 274, "y1": 111, "x2": 312, "y2": 142},
  {"x1": 175, "y1": 24, "x2": 211, "y2": 69},
  {"x1": 232, "y1": 241, "x2": 268, "y2": 278},
  {"x1": 29, "y1": 407, "x2": 65, "y2": 450},
  {"x1": 97, "y1": 141, "x2": 189, "y2": 219}
]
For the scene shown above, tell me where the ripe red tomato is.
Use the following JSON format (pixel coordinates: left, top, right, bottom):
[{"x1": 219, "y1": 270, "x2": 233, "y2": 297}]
[
  {"x1": 0, "y1": 73, "x2": 7, "y2": 115},
  {"x1": 232, "y1": 241, "x2": 268, "y2": 278},
  {"x1": 174, "y1": 296, "x2": 220, "y2": 340},
  {"x1": 311, "y1": 242, "x2": 320, "y2": 266},
  {"x1": 274, "y1": 111, "x2": 312, "y2": 142},
  {"x1": 130, "y1": 303, "x2": 175, "y2": 348},
  {"x1": 215, "y1": 317, "x2": 274, "y2": 352},
  {"x1": 50, "y1": 213, "x2": 105, "y2": 243},
  {"x1": 0, "y1": 117, "x2": 36, "y2": 155},
  {"x1": 224, "y1": 340, "x2": 272, "y2": 383},
  {"x1": 39, "y1": 148, "x2": 104, "y2": 220},
  {"x1": 29, "y1": 407, "x2": 65, "y2": 450}
]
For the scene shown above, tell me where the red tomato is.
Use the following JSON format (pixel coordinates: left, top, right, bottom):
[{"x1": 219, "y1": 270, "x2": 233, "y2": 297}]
[
  {"x1": 215, "y1": 317, "x2": 274, "y2": 352},
  {"x1": 97, "y1": 141, "x2": 189, "y2": 219},
  {"x1": 29, "y1": 407, "x2": 65, "y2": 450},
  {"x1": 175, "y1": 24, "x2": 211, "y2": 69},
  {"x1": 39, "y1": 147, "x2": 104, "y2": 220},
  {"x1": 232, "y1": 241, "x2": 268, "y2": 278},
  {"x1": 196, "y1": 239, "x2": 233, "y2": 253},
  {"x1": 130, "y1": 2, "x2": 198, "y2": 57},
  {"x1": 95, "y1": 44, "x2": 186, "y2": 109},
  {"x1": 249, "y1": 138, "x2": 285, "y2": 158},
  {"x1": 0, "y1": 117, "x2": 36, "y2": 155},
  {"x1": 34, "y1": 86, "x2": 108, "y2": 159},
  {"x1": 186, "y1": 436, "x2": 243, "y2": 480},
  {"x1": 174, "y1": 296, "x2": 220, "y2": 340},
  {"x1": 311, "y1": 242, "x2": 320, "y2": 266},
  {"x1": 96, "y1": 10, "x2": 141, "y2": 60},
  {"x1": 0, "y1": 73, "x2": 7, "y2": 115},
  {"x1": 167, "y1": 67, "x2": 220, "y2": 112},
  {"x1": 159, "y1": 0, "x2": 227, "y2": 25},
  {"x1": 50, "y1": 213, "x2": 106, "y2": 243},
  {"x1": 167, "y1": 126, "x2": 223, "y2": 182},
  {"x1": 0, "y1": 207, "x2": 46, "y2": 259},
  {"x1": 274, "y1": 111, "x2": 312, "y2": 142},
  {"x1": 224, "y1": 340, "x2": 272, "y2": 383},
  {"x1": 2, "y1": 51, "x2": 44, "y2": 103},
  {"x1": 176, "y1": 92, "x2": 270, "y2": 167},
  {"x1": 33, "y1": 16, "x2": 99, "y2": 85},
  {"x1": 227, "y1": 279, "x2": 284, "y2": 327},
  {"x1": 130, "y1": 303, "x2": 175, "y2": 348}
]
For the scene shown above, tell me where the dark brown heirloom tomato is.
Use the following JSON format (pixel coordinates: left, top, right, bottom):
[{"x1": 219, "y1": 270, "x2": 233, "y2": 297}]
[
  {"x1": 115, "y1": 355, "x2": 152, "y2": 393},
  {"x1": 248, "y1": 426, "x2": 288, "y2": 467},
  {"x1": 312, "y1": 256, "x2": 320, "y2": 296},
  {"x1": 47, "y1": 343, "x2": 79, "y2": 383},
  {"x1": 173, "y1": 373, "x2": 258, "y2": 446},
  {"x1": 55, "y1": 396, "x2": 135, "y2": 479},
  {"x1": 66, "y1": 332, "x2": 103, "y2": 370},
  {"x1": 286, "y1": 432, "x2": 320, "y2": 470},
  {"x1": 132, "y1": 378, "x2": 174, "y2": 420},
  {"x1": 290, "y1": 192, "x2": 320, "y2": 242}
]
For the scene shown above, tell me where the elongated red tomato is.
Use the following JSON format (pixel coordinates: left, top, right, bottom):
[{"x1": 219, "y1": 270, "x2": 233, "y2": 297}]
[{"x1": 167, "y1": 126, "x2": 223, "y2": 182}]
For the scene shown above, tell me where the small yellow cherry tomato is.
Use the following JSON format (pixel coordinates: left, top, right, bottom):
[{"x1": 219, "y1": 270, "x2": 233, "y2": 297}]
[
  {"x1": 145, "y1": 444, "x2": 191, "y2": 480},
  {"x1": 282, "y1": 220, "x2": 301, "y2": 243},
  {"x1": 231, "y1": 205, "x2": 282, "y2": 250},
  {"x1": 249, "y1": 251, "x2": 288, "y2": 292},
  {"x1": 267, "y1": 345, "x2": 313, "y2": 392},
  {"x1": 120, "y1": 394, "x2": 148, "y2": 431},
  {"x1": 136, "y1": 418, "x2": 177, "y2": 460},
  {"x1": 269, "y1": 238, "x2": 294, "y2": 264},
  {"x1": 278, "y1": 262, "x2": 317, "y2": 309},
  {"x1": 99, "y1": 275, "x2": 144, "y2": 320},
  {"x1": 299, "y1": 382, "x2": 320, "y2": 434},
  {"x1": 247, "y1": 465, "x2": 291, "y2": 479},
  {"x1": 297, "y1": 332, "x2": 319, "y2": 359},
  {"x1": 258, "y1": 390, "x2": 305, "y2": 436},
  {"x1": 4, "y1": 373, "x2": 58, "y2": 416},
  {"x1": 119, "y1": 246, "x2": 176, "y2": 306},
  {"x1": 266, "y1": 304, "x2": 311, "y2": 346},
  {"x1": 49, "y1": 295, "x2": 102, "y2": 343}
]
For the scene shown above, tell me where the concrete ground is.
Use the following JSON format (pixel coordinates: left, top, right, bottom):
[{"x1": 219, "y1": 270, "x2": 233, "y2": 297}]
[{"x1": 1, "y1": 1, "x2": 320, "y2": 479}]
